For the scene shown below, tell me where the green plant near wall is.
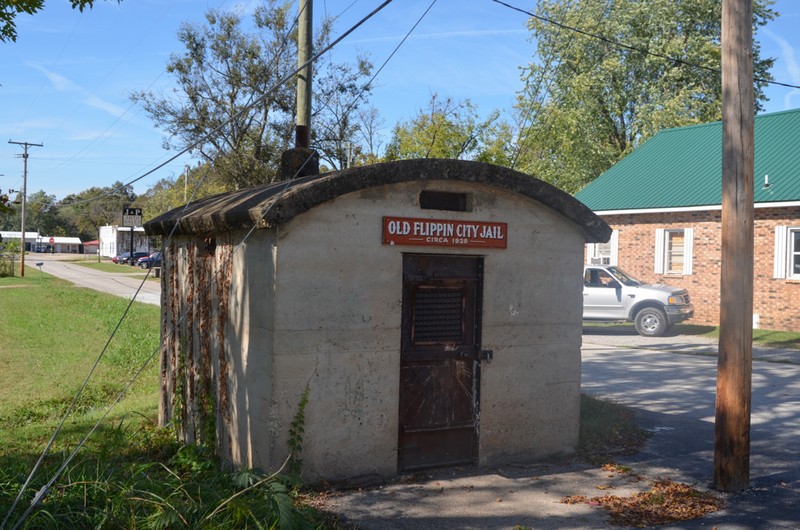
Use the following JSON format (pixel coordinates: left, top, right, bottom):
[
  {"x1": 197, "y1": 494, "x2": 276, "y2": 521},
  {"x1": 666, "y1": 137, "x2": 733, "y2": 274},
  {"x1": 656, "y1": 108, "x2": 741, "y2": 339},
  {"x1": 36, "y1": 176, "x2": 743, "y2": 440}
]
[{"x1": 287, "y1": 383, "x2": 310, "y2": 479}]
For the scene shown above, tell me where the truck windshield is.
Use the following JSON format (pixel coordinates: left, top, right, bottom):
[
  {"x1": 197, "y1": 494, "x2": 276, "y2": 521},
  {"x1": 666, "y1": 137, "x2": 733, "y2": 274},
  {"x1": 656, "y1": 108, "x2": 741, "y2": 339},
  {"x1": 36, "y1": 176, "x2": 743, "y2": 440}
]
[{"x1": 606, "y1": 267, "x2": 643, "y2": 286}]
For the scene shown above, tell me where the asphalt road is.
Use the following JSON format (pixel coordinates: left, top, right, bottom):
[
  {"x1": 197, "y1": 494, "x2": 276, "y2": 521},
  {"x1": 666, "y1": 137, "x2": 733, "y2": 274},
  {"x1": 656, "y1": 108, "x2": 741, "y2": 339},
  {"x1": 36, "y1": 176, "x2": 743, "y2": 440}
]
[{"x1": 29, "y1": 253, "x2": 161, "y2": 306}]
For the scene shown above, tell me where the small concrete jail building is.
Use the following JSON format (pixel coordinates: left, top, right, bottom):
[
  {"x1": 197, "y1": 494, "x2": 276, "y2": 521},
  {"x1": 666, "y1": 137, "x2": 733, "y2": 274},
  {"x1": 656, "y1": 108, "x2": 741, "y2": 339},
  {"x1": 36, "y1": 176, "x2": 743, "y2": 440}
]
[{"x1": 144, "y1": 158, "x2": 610, "y2": 481}]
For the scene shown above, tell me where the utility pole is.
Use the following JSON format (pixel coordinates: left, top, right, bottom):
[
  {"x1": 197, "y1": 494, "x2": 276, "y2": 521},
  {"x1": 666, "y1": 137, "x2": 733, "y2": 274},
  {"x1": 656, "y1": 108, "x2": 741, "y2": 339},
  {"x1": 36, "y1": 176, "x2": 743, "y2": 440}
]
[
  {"x1": 715, "y1": 0, "x2": 754, "y2": 492},
  {"x1": 296, "y1": 0, "x2": 313, "y2": 149},
  {"x1": 184, "y1": 164, "x2": 189, "y2": 203},
  {"x1": 278, "y1": 0, "x2": 319, "y2": 179},
  {"x1": 8, "y1": 140, "x2": 43, "y2": 278}
]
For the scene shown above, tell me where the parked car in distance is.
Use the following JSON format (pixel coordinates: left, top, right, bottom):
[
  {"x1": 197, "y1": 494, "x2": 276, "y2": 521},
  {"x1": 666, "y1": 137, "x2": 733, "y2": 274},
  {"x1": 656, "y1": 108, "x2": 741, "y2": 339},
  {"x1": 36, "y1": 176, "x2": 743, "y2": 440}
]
[
  {"x1": 114, "y1": 251, "x2": 149, "y2": 265},
  {"x1": 137, "y1": 251, "x2": 162, "y2": 269},
  {"x1": 583, "y1": 265, "x2": 694, "y2": 337}
]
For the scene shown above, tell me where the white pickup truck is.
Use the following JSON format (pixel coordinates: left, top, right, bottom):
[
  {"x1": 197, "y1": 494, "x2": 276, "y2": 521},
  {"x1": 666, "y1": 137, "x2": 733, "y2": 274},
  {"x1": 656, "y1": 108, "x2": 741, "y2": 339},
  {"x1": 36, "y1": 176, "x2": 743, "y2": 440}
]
[{"x1": 583, "y1": 265, "x2": 694, "y2": 336}]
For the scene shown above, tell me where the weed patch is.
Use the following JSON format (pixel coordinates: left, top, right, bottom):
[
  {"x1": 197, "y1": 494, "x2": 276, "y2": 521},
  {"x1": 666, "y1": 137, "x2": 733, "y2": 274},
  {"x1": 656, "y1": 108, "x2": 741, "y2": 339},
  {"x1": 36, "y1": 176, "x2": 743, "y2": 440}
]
[{"x1": 578, "y1": 394, "x2": 651, "y2": 464}]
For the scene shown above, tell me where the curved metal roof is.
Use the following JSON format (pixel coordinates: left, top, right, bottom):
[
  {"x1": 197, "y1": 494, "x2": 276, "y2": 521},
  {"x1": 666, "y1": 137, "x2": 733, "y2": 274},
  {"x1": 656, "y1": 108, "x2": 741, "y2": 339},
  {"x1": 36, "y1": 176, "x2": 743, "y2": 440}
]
[{"x1": 144, "y1": 158, "x2": 611, "y2": 243}]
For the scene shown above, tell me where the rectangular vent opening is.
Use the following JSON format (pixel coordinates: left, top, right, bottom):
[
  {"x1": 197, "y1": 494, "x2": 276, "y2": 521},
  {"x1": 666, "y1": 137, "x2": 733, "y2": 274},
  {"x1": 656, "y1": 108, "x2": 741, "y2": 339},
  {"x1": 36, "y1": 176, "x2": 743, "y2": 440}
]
[
  {"x1": 412, "y1": 288, "x2": 464, "y2": 344},
  {"x1": 420, "y1": 190, "x2": 468, "y2": 212}
]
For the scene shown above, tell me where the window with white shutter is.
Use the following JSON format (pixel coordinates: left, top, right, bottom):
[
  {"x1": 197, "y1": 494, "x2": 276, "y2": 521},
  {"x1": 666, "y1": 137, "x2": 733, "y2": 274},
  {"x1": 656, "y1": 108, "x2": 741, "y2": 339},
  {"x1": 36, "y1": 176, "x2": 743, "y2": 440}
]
[
  {"x1": 655, "y1": 228, "x2": 693, "y2": 275},
  {"x1": 775, "y1": 226, "x2": 800, "y2": 280}
]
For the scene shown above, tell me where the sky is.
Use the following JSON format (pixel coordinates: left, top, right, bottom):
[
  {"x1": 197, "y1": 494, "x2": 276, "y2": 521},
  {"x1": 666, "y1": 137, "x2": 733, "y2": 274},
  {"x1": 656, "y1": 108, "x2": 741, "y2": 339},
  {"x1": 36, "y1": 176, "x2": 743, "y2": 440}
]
[{"x1": 1, "y1": 0, "x2": 799, "y2": 201}]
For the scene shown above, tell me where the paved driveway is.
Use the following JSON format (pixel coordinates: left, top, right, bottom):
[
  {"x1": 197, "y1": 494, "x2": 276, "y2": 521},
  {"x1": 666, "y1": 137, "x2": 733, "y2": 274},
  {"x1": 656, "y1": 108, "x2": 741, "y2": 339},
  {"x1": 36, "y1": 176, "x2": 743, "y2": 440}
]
[
  {"x1": 322, "y1": 337, "x2": 800, "y2": 529},
  {"x1": 582, "y1": 341, "x2": 800, "y2": 529},
  {"x1": 29, "y1": 254, "x2": 161, "y2": 306}
]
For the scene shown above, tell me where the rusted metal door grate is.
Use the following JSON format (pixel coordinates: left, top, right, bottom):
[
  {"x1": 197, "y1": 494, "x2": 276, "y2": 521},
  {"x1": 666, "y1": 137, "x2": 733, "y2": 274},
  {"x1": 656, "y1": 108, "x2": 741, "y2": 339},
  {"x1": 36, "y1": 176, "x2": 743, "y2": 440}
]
[{"x1": 412, "y1": 287, "x2": 464, "y2": 344}]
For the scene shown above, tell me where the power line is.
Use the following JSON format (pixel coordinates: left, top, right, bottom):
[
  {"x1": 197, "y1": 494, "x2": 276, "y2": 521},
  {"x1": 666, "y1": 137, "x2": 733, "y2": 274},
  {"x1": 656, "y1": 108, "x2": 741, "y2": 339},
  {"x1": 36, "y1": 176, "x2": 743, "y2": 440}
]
[
  {"x1": 491, "y1": 0, "x2": 800, "y2": 91},
  {"x1": 2, "y1": 4, "x2": 398, "y2": 527},
  {"x1": 314, "y1": 0, "x2": 439, "y2": 169},
  {"x1": 58, "y1": 0, "x2": 396, "y2": 210}
]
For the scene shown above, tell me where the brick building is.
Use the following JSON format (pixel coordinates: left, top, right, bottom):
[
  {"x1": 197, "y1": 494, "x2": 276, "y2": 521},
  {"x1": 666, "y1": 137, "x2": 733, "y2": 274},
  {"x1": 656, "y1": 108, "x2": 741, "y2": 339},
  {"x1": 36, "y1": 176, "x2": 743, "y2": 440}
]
[{"x1": 576, "y1": 109, "x2": 800, "y2": 332}]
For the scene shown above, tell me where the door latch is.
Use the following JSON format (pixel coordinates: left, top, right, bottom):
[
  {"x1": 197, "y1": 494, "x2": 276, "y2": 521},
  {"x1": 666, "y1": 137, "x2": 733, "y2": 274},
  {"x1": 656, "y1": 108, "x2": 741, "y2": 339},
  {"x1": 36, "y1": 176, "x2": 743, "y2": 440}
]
[{"x1": 478, "y1": 350, "x2": 493, "y2": 363}]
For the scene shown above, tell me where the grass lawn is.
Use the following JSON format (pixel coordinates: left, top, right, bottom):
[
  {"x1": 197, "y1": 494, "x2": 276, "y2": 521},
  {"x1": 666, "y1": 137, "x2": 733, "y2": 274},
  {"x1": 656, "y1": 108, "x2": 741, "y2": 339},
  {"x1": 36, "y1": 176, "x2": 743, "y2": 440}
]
[
  {"x1": 0, "y1": 272, "x2": 338, "y2": 529},
  {"x1": 674, "y1": 323, "x2": 800, "y2": 349},
  {"x1": 71, "y1": 261, "x2": 143, "y2": 274},
  {"x1": 0, "y1": 272, "x2": 161, "y2": 454}
]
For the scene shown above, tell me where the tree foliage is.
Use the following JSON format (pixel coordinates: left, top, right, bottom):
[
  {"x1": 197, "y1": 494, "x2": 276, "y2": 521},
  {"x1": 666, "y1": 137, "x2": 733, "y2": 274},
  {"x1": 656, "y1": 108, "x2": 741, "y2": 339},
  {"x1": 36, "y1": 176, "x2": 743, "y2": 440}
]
[
  {"x1": 311, "y1": 52, "x2": 374, "y2": 170},
  {"x1": 513, "y1": 0, "x2": 777, "y2": 193},
  {"x1": 0, "y1": 189, "x2": 10, "y2": 215},
  {"x1": 59, "y1": 181, "x2": 136, "y2": 241},
  {"x1": 136, "y1": 163, "x2": 228, "y2": 219},
  {"x1": 1, "y1": 0, "x2": 119, "y2": 42},
  {"x1": 131, "y1": 0, "x2": 375, "y2": 190},
  {"x1": 385, "y1": 94, "x2": 503, "y2": 161}
]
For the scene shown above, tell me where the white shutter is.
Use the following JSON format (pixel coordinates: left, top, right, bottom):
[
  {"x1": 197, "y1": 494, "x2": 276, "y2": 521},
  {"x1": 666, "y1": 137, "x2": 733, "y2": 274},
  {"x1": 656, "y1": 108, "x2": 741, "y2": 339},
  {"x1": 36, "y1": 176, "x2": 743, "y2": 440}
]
[
  {"x1": 610, "y1": 230, "x2": 619, "y2": 265},
  {"x1": 586, "y1": 243, "x2": 596, "y2": 264},
  {"x1": 774, "y1": 225, "x2": 788, "y2": 279},
  {"x1": 683, "y1": 228, "x2": 693, "y2": 275},
  {"x1": 654, "y1": 228, "x2": 665, "y2": 274}
]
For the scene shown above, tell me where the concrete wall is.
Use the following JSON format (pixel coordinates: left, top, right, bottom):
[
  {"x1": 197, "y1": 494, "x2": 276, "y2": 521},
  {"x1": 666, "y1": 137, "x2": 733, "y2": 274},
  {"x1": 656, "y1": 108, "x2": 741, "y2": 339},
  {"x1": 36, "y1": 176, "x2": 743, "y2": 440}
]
[
  {"x1": 160, "y1": 179, "x2": 588, "y2": 481},
  {"x1": 261, "y1": 180, "x2": 586, "y2": 480}
]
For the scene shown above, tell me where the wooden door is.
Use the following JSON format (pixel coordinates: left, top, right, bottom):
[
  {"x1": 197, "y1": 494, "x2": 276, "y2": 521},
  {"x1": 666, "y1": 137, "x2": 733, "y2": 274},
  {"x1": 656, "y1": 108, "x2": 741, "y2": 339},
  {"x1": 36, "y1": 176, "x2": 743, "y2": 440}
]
[{"x1": 398, "y1": 254, "x2": 484, "y2": 471}]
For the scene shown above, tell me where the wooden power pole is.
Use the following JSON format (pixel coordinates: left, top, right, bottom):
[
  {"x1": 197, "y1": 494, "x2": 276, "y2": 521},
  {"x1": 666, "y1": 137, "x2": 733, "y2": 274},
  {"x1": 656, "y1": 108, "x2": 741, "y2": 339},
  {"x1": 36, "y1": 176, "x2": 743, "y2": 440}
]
[
  {"x1": 8, "y1": 140, "x2": 43, "y2": 278},
  {"x1": 295, "y1": 0, "x2": 313, "y2": 149},
  {"x1": 715, "y1": 0, "x2": 754, "y2": 492},
  {"x1": 279, "y1": 0, "x2": 318, "y2": 179}
]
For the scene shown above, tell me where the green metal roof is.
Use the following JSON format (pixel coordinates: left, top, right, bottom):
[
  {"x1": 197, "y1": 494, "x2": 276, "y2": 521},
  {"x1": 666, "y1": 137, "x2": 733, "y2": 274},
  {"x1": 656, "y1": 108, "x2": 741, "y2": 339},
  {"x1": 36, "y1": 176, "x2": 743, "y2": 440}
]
[{"x1": 575, "y1": 108, "x2": 800, "y2": 211}]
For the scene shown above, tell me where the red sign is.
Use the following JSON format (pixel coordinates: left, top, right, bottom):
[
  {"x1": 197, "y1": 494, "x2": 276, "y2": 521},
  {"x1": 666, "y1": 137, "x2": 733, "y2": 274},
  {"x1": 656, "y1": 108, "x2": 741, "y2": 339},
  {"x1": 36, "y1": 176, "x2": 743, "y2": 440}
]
[
  {"x1": 49, "y1": 237, "x2": 55, "y2": 244},
  {"x1": 383, "y1": 216, "x2": 507, "y2": 249}
]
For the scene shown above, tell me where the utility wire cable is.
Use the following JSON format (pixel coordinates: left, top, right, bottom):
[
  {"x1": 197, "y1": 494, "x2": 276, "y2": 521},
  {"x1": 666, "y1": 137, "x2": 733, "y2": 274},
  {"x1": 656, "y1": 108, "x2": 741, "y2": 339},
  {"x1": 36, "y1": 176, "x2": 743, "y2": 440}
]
[
  {"x1": 6, "y1": 159, "x2": 218, "y2": 530},
  {"x1": 510, "y1": 0, "x2": 613, "y2": 170},
  {"x1": 492, "y1": 0, "x2": 800, "y2": 91},
  {"x1": 1, "y1": 261, "x2": 162, "y2": 529},
  {"x1": 509, "y1": 0, "x2": 582, "y2": 169},
  {"x1": 10, "y1": 11, "x2": 83, "y2": 139},
  {"x1": 2, "y1": 3, "x2": 396, "y2": 526},
  {"x1": 57, "y1": 0, "x2": 395, "y2": 210},
  {"x1": 314, "y1": 0, "x2": 437, "y2": 168},
  {"x1": 8, "y1": 146, "x2": 319, "y2": 530}
]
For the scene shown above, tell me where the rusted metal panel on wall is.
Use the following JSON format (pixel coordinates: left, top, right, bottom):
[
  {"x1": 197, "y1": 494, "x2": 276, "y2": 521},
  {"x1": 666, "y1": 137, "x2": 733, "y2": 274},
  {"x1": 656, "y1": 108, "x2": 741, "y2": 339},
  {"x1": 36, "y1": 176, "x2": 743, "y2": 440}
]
[
  {"x1": 159, "y1": 234, "x2": 234, "y2": 450},
  {"x1": 398, "y1": 254, "x2": 484, "y2": 471}
]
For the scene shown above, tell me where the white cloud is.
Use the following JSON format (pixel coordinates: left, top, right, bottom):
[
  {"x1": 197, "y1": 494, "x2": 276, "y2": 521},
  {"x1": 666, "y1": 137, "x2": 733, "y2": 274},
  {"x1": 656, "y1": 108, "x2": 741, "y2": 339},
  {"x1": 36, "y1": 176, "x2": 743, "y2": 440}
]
[
  {"x1": 84, "y1": 95, "x2": 126, "y2": 118},
  {"x1": 29, "y1": 63, "x2": 81, "y2": 92},
  {"x1": 28, "y1": 63, "x2": 127, "y2": 119},
  {"x1": 763, "y1": 28, "x2": 800, "y2": 109}
]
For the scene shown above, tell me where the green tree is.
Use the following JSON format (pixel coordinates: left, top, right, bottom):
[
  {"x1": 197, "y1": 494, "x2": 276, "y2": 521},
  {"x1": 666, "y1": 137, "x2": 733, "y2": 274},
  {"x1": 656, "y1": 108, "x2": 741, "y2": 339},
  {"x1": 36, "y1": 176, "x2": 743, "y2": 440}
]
[
  {"x1": 59, "y1": 181, "x2": 136, "y2": 241},
  {"x1": 24, "y1": 190, "x2": 73, "y2": 236},
  {"x1": 136, "y1": 163, "x2": 228, "y2": 218},
  {"x1": 513, "y1": 0, "x2": 777, "y2": 193},
  {"x1": 131, "y1": 0, "x2": 374, "y2": 189},
  {"x1": 385, "y1": 94, "x2": 503, "y2": 161},
  {"x1": 0, "y1": 189, "x2": 10, "y2": 215},
  {"x1": 1, "y1": 0, "x2": 120, "y2": 42},
  {"x1": 311, "y1": 53, "x2": 375, "y2": 170}
]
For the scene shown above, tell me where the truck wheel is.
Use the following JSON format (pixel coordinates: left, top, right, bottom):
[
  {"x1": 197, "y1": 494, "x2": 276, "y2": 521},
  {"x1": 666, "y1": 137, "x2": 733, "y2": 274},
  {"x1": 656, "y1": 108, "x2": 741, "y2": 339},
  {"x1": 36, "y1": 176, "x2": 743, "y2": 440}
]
[{"x1": 634, "y1": 307, "x2": 668, "y2": 337}]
